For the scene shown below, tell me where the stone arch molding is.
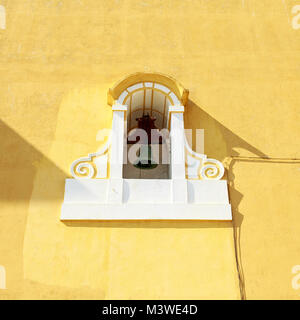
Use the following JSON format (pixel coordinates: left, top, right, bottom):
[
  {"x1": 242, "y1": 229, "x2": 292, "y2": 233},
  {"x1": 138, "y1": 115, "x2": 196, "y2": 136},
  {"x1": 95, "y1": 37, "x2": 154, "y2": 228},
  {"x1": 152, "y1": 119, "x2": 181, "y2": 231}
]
[
  {"x1": 118, "y1": 82, "x2": 180, "y2": 131},
  {"x1": 109, "y1": 73, "x2": 188, "y2": 131},
  {"x1": 62, "y1": 72, "x2": 232, "y2": 221},
  {"x1": 108, "y1": 72, "x2": 189, "y2": 107}
]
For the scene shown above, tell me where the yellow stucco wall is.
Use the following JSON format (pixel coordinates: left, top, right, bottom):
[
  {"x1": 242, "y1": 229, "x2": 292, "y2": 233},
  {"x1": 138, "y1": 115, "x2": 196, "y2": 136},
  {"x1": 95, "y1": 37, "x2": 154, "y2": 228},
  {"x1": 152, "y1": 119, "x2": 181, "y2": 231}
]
[{"x1": 0, "y1": 0, "x2": 299, "y2": 299}]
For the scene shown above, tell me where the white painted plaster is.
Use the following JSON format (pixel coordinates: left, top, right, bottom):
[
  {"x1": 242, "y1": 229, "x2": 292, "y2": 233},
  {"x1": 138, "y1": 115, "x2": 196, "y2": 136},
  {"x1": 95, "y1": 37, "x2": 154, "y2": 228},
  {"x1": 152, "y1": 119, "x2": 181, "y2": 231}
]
[
  {"x1": 169, "y1": 109, "x2": 186, "y2": 179},
  {"x1": 127, "y1": 83, "x2": 143, "y2": 92},
  {"x1": 169, "y1": 92, "x2": 180, "y2": 106},
  {"x1": 110, "y1": 106, "x2": 126, "y2": 178},
  {"x1": 154, "y1": 83, "x2": 170, "y2": 94},
  {"x1": 64, "y1": 179, "x2": 108, "y2": 203},
  {"x1": 118, "y1": 90, "x2": 128, "y2": 104},
  {"x1": 61, "y1": 203, "x2": 232, "y2": 220},
  {"x1": 123, "y1": 179, "x2": 171, "y2": 203},
  {"x1": 61, "y1": 179, "x2": 232, "y2": 220}
]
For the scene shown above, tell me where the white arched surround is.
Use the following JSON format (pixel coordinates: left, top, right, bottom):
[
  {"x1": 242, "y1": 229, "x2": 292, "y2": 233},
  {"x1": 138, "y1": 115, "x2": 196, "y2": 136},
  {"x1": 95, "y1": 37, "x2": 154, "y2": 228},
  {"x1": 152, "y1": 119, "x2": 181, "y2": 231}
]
[
  {"x1": 122, "y1": 82, "x2": 180, "y2": 180},
  {"x1": 61, "y1": 74, "x2": 232, "y2": 221},
  {"x1": 118, "y1": 82, "x2": 180, "y2": 131}
]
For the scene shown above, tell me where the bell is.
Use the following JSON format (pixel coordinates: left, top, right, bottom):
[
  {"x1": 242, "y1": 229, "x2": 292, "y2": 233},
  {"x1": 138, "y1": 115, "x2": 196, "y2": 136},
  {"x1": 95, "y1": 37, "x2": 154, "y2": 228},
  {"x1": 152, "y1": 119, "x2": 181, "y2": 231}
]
[
  {"x1": 131, "y1": 113, "x2": 160, "y2": 169},
  {"x1": 134, "y1": 144, "x2": 157, "y2": 169}
]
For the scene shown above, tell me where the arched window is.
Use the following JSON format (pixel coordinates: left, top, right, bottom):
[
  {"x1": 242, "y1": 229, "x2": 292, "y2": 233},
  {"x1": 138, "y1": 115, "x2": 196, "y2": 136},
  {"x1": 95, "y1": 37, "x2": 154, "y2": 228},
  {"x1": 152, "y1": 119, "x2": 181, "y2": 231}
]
[
  {"x1": 119, "y1": 82, "x2": 180, "y2": 130},
  {"x1": 61, "y1": 72, "x2": 231, "y2": 221},
  {"x1": 118, "y1": 82, "x2": 181, "y2": 179}
]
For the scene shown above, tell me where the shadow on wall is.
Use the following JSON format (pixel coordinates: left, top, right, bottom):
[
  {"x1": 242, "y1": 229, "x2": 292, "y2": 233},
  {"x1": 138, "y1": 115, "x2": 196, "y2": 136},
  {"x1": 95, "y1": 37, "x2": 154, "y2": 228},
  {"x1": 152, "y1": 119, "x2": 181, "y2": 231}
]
[
  {"x1": 184, "y1": 98, "x2": 268, "y2": 229},
  {"x1": 185, "y1": 99, "x2": 268, "y2": 161},
  {"x1": 0, "y1": 119, "x2": 68, "y2": 202},
  {"x1": 0, "y1": 119, "x2": 68, "y2": 293},
  {"x1": 184, "y1": 99, "x2": 269, "y2": 300}
]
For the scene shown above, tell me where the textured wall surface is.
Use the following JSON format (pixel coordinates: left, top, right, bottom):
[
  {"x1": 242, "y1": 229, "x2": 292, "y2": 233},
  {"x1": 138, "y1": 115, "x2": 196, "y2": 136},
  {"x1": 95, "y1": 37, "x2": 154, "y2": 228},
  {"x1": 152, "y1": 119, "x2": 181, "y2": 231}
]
[{"x1": 0, "y1": 0, "x2": 299, "y2": 299}]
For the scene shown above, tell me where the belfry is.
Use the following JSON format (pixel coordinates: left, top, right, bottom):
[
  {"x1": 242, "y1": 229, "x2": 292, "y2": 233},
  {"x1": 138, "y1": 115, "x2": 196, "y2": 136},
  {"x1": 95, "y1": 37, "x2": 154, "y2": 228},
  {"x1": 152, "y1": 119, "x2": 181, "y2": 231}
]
[{"x1": 61, "y1": 72, "x2": 232, "y2": 220}]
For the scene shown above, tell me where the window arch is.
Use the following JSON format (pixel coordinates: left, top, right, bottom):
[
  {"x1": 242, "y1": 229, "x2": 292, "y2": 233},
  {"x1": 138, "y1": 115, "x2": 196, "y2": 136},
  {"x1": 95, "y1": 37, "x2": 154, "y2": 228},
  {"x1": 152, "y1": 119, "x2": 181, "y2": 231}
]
[
  {"x1": 108, "y1": 72, "x2": 189, "y2": 132},
  {"x1": 118, "y1": 82, "x2": 181, "y2": 130}
]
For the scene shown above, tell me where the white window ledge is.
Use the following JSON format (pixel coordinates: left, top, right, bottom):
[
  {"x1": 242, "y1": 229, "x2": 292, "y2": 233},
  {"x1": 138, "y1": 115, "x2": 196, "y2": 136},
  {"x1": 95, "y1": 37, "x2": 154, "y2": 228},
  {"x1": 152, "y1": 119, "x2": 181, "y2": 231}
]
[{"x1": 61, "y1": 179, "x2": 232, "y2": 221}]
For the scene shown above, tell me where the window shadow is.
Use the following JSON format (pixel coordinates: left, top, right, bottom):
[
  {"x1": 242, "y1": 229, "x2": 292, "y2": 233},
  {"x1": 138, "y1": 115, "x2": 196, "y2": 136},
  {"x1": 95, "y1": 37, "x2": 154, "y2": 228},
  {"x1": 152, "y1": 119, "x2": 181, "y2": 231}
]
[
  {"x1": 183, "y1": 99, "x2": 270, "y2": 300},
  {"x1": 185, "y1": 99, "x2": 268, "y2": 160}
]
